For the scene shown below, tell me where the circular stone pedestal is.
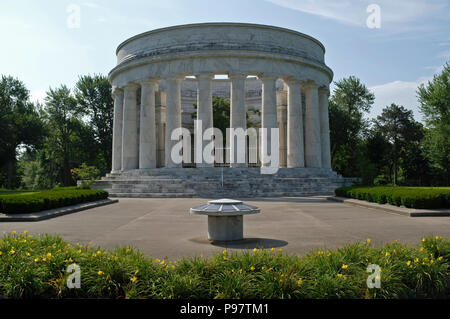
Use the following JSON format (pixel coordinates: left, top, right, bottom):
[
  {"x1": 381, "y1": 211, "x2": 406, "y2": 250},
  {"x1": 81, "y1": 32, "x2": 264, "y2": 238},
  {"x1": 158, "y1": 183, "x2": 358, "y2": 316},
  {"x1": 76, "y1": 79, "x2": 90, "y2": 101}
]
[
  {"x1": 207, "y1": 215, "x2": 243, "y2": 241},
  {"x1": 190, "y1": 199, "x2": 260, "y2": 241}
]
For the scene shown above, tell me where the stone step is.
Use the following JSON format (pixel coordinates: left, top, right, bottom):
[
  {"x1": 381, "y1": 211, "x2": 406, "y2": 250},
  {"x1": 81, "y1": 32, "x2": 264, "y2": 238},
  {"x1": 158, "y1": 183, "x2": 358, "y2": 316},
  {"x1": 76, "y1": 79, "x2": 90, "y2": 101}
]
[{"x1": 109, "y1": 192, "x2": 196, "y2": 198}]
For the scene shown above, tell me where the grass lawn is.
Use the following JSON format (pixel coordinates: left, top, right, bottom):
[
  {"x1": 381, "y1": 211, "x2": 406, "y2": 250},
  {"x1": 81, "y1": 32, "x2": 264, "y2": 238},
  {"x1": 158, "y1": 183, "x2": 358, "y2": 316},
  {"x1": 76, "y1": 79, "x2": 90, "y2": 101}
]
[{"x1": 0, "y1": 233, "x2": 448, "y2": 299}]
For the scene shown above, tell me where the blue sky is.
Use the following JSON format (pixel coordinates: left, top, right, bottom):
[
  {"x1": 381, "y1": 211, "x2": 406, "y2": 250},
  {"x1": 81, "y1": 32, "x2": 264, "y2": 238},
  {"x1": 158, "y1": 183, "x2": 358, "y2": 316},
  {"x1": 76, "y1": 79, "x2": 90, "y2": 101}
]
[{"x1": 1, "y1": 0, "x2": 449, "y2": 121}]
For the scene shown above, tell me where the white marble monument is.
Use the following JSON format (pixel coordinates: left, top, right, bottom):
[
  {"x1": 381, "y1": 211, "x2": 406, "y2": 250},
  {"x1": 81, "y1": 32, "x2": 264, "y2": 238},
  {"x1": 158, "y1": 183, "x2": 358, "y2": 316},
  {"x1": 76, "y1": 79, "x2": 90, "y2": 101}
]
[{"x1": 97, "y1": 23, "x2": 356, "y2": 197}]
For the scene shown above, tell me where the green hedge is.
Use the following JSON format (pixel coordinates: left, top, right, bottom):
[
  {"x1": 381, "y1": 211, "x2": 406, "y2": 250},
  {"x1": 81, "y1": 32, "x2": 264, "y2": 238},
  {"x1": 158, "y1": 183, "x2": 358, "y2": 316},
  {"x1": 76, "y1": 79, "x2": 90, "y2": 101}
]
[
  {"x1": 0, "y1": 188, "x2": 109, "y2": 214},
  {"x1": 335, "y1": 186, "x2": 450, "y2": 209}
]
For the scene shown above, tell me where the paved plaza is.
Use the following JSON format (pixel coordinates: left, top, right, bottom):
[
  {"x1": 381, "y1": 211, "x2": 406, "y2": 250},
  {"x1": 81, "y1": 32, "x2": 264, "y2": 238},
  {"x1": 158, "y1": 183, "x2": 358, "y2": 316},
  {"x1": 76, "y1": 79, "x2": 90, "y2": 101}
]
[{"x1": 1, "y1": 197, "x2": 449, "y2": 260}]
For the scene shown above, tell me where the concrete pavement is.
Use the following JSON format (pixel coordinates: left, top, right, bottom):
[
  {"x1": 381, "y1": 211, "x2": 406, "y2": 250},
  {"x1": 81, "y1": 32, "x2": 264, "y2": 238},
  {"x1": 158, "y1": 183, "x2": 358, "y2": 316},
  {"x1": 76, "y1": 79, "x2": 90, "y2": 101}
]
[{"x1": 1, "y1": 197, "x2": 449, "y2": 260}]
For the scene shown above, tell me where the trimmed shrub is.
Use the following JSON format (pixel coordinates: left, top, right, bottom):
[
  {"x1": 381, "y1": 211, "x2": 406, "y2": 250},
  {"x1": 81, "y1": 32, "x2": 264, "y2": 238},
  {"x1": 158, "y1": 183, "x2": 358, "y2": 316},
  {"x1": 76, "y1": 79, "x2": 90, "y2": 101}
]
[
  {"x1": 334, "y1": 186, "x2": 450, "y2": 209},
  {"x1": 0, "y1": 188, "x2": 109, "y2": 214}
]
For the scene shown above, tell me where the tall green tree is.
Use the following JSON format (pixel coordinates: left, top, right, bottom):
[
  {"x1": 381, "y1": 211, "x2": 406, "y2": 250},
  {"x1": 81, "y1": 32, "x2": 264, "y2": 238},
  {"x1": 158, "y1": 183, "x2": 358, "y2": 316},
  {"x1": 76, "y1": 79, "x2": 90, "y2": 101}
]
[
  {"x1": 375, "y1": 104, "x2": 424, "y2": 185},
  {"x1": 42, "y1": 85, "x2": 83, "y2": 186},
  {"x1": 0, "y1": 75, "x2": 44, "y2": 188},
  {"x1": 74, "y1": 74, "x2": 114, "y2": 174},
  {"x1": 329, "y1": 76, "x2": 375, "y2": 177},
  {"x1": 417, "y1": 62, "x2": 450, "y2": 185}
]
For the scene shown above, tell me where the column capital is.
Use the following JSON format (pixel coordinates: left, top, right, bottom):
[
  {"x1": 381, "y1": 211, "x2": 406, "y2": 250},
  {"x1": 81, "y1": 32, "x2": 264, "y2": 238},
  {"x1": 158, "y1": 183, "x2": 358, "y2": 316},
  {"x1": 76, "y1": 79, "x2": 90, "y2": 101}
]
[
  {"x1": 318, "y1": 86, "x2": 330, "y2": 96},
  {"x1": 165, "y1": 75, "x2": 184, "y2": 83},
  {"x1": 228, "y1": 73, "x2": 247, "y2": 80},
  {"x1": 195, "y1": 73, "x2": 214, "y2": 80},
  {"x1": 140, "y1": 78, "x2": 160, "y2": 86},
  {"x1": 284, "y1": 77, "x2": 303, "y2": 86},
  {"x1": 258, "y1": 74, "x2": 278, "y2": 82},
  {"x1": 112, "y1": 86, "x2": 123, "y2": 97},
  {"x1": 303, "y1": 80, "x2": 320, "y2": 89},
  {"x1": 123, "y1": 82, "x2": 140, "y2": 91}
]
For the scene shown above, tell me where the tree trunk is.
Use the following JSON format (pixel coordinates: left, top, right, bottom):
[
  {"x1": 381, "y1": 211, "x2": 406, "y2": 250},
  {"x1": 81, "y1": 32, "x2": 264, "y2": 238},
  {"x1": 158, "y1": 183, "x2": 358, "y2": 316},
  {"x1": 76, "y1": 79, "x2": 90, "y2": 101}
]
[{"x1": 7, "y1": 159, "x2": 15, "y2": 189}]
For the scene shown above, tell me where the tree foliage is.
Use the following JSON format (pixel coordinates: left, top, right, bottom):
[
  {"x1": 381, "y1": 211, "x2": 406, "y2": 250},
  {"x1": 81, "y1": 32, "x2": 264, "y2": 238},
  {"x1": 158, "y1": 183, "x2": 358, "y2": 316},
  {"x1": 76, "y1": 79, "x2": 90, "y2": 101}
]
[{"x1": 417, "y1": 62, "x2": 450, "y2": 185}]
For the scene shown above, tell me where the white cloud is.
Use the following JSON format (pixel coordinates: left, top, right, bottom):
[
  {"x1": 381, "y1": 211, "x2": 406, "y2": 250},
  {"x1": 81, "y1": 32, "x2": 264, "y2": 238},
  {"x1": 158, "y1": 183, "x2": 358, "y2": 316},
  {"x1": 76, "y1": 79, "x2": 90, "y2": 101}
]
[
  {"x1": 368, "y1": 79, "x2": 428, "y2": 121},
  {"x1": 30, "y1": 90, "x2": 47, "y2": 104},
  {"x1": 265, "y1": 0, "x2": 448, "y2": 28}
]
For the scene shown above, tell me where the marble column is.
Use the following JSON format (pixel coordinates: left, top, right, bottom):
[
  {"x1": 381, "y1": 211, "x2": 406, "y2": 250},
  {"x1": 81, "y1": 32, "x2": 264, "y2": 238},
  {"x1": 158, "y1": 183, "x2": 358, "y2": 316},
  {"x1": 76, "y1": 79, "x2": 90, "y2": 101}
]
[
  {"x1": 122, "y1": 83, "x2": 139, "y2": 170},
  {"x1": 165, "y1": 77, "x2": 182, "y2": 168},
  {"x1": 229, "y1": 74, "x2": 247, "y2": 167},
  {"x1": 155, "y1": 91, "x2": 166, "y2": 168},
  {"x1": 304, "y1": 81, "x2": 322, "y2": 168},
  {"x1": 260, "y1": 76, "x2": 278, "y2": 167},
  {"x1": 111, "y1": 87, "x2": 124, "y2": 172},
  {"x1": 319, "y1": 87, "x2": 332, "y2": 169},
  {"x1": 196, "y1": 73, "x2": 214, "y2": 167},
  {"x1": 286, "y1": 80, "x2": 304, "y2": 168},
  {"x1": 277, "y1": 89, "x2": 287, "y2": 168},
  {"x1": 139, "y1": 79, "x2": 158, "y2": 169}
]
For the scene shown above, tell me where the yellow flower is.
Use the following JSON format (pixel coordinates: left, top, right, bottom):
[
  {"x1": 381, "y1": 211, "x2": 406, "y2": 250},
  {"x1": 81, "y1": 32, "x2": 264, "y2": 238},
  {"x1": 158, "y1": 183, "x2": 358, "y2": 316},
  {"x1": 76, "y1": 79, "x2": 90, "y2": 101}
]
[
  {"x1": 268, "y1": 267, "x2": 273, "y2": 272},
  {"x1": 297, "y1": 278, "x2": 303, "y2": 286},
  {"x1": 42, "y1": 258, "x2": 47, "y2": 262},
  {"x1": 155, "y1": 258, "x2": 160, "y2": 263},
  {"x1": 34, "y1": 258, "x2": 39, "y2": 262},
  {"x1": 261, "y1": 266, "x2": 267, "y2": 271},
  {"x1": 438, "y1": 256, "x2": 443, "y2": 261},
  {"x1": 253, "y1": 248, "x2": 258, "y2": 253},
  {"x1": 10, "y1": 249, "x2": 15, "y2": 255},
  {"x1": 317, "y1": 250, "x2": 324, "y2": 255},
  {"x1": 26, "y1": 252, "x2": 30, "y2": 257},
  {"x1": 366, "y1": 238, "x2": 371, "y2": 244},
  {"x1": 114, "y1": 256, "x2": 119, "y2": 261},
  {"x1": 24, "y1": 230, "x2": 28, "y2": 235},
  {"x1": 337, "y1": 274, "x2": 343, "y2": 278},
  {"x1": 250, "y1": 266, "x2": 255, "y2": 271},
  {"x1": 96, "y1": 250, "x2": 102, "y2": 255},
  {"x1": 342, "y1": 264, "x2": 348, "y2": 270},
  {"x1": 222, "y1": 249, "x2": 227, "y2": 255},
  {"x1": 406, "y1": 261, "x2": 411, "y2": 266},
  {"x1": 0, "y1": 251, "x2": 2, "y2": 256},
  {"x1": 46, "y1": 253, "x2": 52, "y2": 259},
  {"x1": 134, "y1": 269, "x2": 139, "y2": 275},
  {"x1": 98, "y1": 271, "x2": 104, "y2": 276},
  {"x1": 231, "y1": 269, "x2": 235, "y2": 273},
  {"x1": 12, "y1": 231, "x2": 16, "y2": 235},
  {"x1": 414, "y1": 258, "x2": 419, "y2": 263},
  {"x1": 422, "y1": 238, "x2": 426, "y2": 242},
  {"x1": 385, "y1": 252, "x2": 390, "y2": 257},
  {"x1": 223, "y1": 256, "x2": 227, "y2": 261},
  {"x1": 419, "y1": 247, "x2": 424, "y2": 252},
  {"x1": 239, "y1": 269, "x2": 243, "y2": 274},
  {"x1": 271, "y1": 248, "x2": 275, "y2": 252},
  {"x1": 130, "y1": 276, "x2": 137, "y2": 283},
  {"x1": 171, "y1": 265, "x2": 175, "y2": 269},
  {"x1": 279, "y1": 248, "x2": 283, "y2": 252}
]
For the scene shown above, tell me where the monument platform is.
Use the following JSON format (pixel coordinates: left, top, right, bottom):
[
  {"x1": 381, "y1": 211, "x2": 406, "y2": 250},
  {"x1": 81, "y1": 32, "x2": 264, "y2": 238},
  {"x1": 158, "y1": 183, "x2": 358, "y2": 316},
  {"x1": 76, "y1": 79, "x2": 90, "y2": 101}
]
[{"x1": 94, "y1": 168, "x2": 357, "y2": 198}]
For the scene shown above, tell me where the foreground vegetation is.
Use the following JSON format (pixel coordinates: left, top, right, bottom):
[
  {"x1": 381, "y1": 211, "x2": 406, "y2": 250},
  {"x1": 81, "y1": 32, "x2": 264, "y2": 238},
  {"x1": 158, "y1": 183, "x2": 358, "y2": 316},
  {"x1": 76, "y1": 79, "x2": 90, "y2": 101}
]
[
  {"x1": 0, "y1": 187, "x2": 108, "y2": 214},
  {"x1": 0, "y1": 233, "x2": 448, "y2": 299},
  {"x1": 335, "y1": 186, "x2": 450, "y2": 209}
]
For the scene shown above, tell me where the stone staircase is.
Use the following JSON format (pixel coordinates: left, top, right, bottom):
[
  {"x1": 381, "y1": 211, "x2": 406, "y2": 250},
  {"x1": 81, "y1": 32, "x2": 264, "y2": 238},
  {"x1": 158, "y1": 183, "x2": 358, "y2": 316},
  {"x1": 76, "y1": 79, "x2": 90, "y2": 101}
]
[{"x1": 93, "y1": 168, "x2": 357, "y2": 198}]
